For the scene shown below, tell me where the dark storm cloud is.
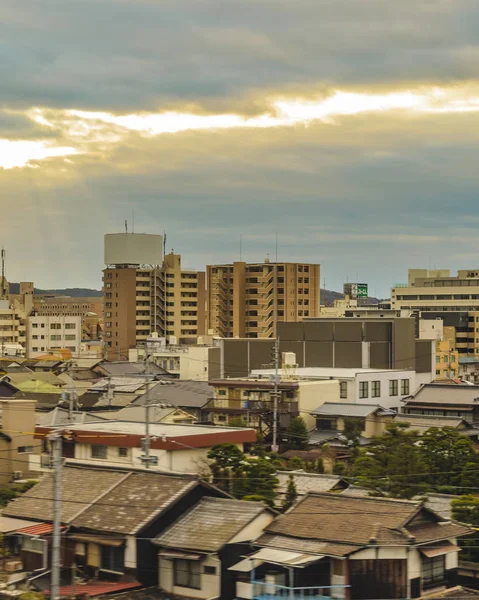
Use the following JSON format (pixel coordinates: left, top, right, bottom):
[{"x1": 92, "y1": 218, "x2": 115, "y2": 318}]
[{"x1": 1, "y1": 0, "x2": 478, "y2": 111}]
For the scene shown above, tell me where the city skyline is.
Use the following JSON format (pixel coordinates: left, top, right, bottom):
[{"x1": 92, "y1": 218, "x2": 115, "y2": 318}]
[{"x1": 2, "y1": 0, "x2": 479, "y2": 294}]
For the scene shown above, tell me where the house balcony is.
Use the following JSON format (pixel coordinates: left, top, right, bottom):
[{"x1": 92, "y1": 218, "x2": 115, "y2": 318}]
[{"x1": 252, "y1": 581, "x2": 347, "y2": 600}]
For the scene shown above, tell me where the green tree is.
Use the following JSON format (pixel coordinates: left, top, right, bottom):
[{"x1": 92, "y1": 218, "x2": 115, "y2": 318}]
[
  {"x1": 287, "y1": 456, "x2": 305, "y2": 470},
  {"x1": 452, "y1": 496, "x2": 479, "y2": 562},
  {"x1": 285, "y1": 416, "x2": 309, "y2": 450},
  {"x1": 234, "y1": 457, "x2": 278, "y2": 505},
  {"x1": 282, "y1": 474, "x2": 298, "y2": 512},
  {"x1": 419, "y1": 428, "x2": 479, "y2": 488},
  {"x1": 207, "y1": 443, "x2": 246, "y2": 493},
  {"x1": 341, "y1": 418, "x2": 363, "y2": 449},
  {"x1": 352, "y1": 423, "x2": 427, "y2": 499}
]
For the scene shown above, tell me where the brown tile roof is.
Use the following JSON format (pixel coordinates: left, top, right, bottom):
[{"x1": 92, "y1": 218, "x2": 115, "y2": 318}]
[
  {"x1": 72, "y1": 472, "x2": 198, "y2": 535},
  {"x1": 263, "y1": 493, "x2": 472, "y2": 552},
  {"x1": 4, "y1": 466, "x2": 126, "y2": 523},
  {"x1": 155, "y1": 497, "x2": 269, "y2": 552}
]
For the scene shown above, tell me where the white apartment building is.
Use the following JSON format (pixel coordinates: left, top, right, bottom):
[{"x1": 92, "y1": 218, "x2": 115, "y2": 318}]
[
  {"x1": 251, "y1": 367, "x2": 423, "y2": 410},
  {"x1": 26, "y1": 315, "x2": 82, "y2": 358},
  {"x1": 0, "y1": 300, "x2": 26, "y2": 356}
]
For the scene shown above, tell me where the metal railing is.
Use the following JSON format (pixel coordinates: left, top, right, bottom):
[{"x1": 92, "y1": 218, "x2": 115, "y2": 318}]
[{"x1": 252, "y1": 581, "x2": 347, "y2": 600}]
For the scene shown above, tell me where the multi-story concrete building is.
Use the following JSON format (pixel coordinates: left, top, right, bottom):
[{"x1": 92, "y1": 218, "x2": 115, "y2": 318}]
[
  {"x1": 26, "y1": 315, "x2": 82, "y2": 358},
  {"x1": 391, "y1": 269, "x2": 479, "y2": 312},
  {"x1": 162, "y1": 252, "x2": 205, "y2": 344},
  {"x1": 206, "y1": 260, "x2": 320, "y2": 338},
  {"x1": 103, "y1": 233, "x2": 205, "y2": 360},
  {"x1": 33, "y1": 295, "x2": 103, "y2": 319}
]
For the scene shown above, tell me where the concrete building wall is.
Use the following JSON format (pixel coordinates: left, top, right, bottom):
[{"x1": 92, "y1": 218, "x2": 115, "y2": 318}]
[
  {"x1": 159, "y1": 553, "x2": 222, "y2": 600},
  {"x1": 0, "y1": 399, "x2": 39, "y2": 482},
  {"x1": 26, "y1": 315, "x2": 82, "y2": 358},
  {"x1": 297, "y1": 380, "x2": 340, "y2": 429}
]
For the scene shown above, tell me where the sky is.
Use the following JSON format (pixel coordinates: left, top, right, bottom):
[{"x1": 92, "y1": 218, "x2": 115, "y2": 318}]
[{"x1": 2, "y1": 0, "x2": 479, "y2": 297}]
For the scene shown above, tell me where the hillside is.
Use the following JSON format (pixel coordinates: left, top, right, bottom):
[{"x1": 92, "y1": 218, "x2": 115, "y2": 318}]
[{"x1": 9, "y1": 283, "x2": 102, "y2": 297}]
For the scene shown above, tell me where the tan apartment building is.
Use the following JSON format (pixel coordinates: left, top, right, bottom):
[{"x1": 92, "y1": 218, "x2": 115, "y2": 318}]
[
  {"x1": 434, "y1": 339, "x2": 459, "y2": 379},
  {"x1": 391, "y1": 269, "x2": 479, "y2": 312},
  {"x1": 206, "y1": 260, "x2": 320, "y2": 338},
  {"x1": 103, "y1": 233, "x2": 205, "y2": 359},
  {"x1": 162, "y1": 252, "x2": 205, "y2": 344}
]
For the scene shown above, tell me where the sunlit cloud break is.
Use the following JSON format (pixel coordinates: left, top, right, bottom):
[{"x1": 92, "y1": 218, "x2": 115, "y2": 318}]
[
  {"x1": 58, "y1": 85, "x2": 479, "y2": 136},
  {"x1": 0, "y1": 140, "x2": 78, "y2": 170}
]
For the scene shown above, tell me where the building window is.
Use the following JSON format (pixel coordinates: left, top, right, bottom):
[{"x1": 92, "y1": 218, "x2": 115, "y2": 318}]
[
  {"x1": 359, "y1": 381, "x2": 368, "y2": 399},
  {"x1": 65, "y1": 335, "x2": 76, "y2": 341},
  {"x1": 217, "y1": 390, "x2": 227, "y2": 396},
  {"x1": 101, "y1": 546, "x2": 124, "y2": 573},
  {"x1": 50, "y1": 323, "x2": 61, "y2": 330},
  {"x1": 371, "y1": 381, "x2": 381, "y2": 398},
  {"x1": 32, "y1": 323, "x2": 38, "y2": 329},
  {"x1": 389, "y1": 380, "x2": 398, "y2": 396},
  {"x1": 339, "y1": 381, "x2": 347, "y2": 399},
  {"x1": 118, "y1": 447, "x2": 128, "y2": 457},
  {"x1": 401, "y1": 379, "x2": 410, "y2": 395},
  {"x1": 174, "y1": 559, "x2": 201, "y2": 589},
  {"x1": 91, "y1": 445, "x2": 107, "y2": 459},
  {"x1": 423, "y1": 555, "x2": 445, "y2": 586},
  {"x1": 65, "y1": 323, "x2": 76, "y2": 329},
  {"x1": 435, "y1": 355, "x2": 440, "y2": 363},
  {"x1": 23, "y1": 537, "x2": 45, "y2": 554},
  {"x1": 50, "y1": 335, "x2": 62, "y2": 341},
  {"x1": 18, "y1": 446, "x2": 34, "y2": 453},
  {"x1": 436, "y1": 369, "x2": 441, "y2": 376},
  {"x1": 204, "y1": 566, "x2": 216, "y2": 575}
]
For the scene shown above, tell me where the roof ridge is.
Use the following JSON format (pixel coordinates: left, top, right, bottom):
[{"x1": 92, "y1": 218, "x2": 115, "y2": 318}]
[{"x1": 306, "y1": 492, "x2": 420, "y2": 505}]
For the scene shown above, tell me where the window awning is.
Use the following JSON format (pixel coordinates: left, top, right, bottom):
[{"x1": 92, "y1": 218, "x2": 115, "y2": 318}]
[
  {"x1": 70, "y1": 534, "x2": 124, "y2": 547},
  {"x1": 243, "y1": 548, "x2": 325, "y2": 567},
  {"x1": 228, "y1": 558, "x2": 264, "y2": 572},
  {"x1": 420, "y1": 541, "x2": 461, "y2": 558},
  {"x1": 159, "y1": 550, "x2": 202, "y2": 560}
]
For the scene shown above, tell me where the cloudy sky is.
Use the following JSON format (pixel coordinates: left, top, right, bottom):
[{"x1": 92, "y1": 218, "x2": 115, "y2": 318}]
[{"x1": 2, "y1": 0, "x2": 479, "y2": 296}]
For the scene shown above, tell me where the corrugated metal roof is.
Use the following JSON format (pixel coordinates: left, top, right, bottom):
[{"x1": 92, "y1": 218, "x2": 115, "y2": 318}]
[{"x1": 247, "y1": 548, "x2": 324, "y2": 566}]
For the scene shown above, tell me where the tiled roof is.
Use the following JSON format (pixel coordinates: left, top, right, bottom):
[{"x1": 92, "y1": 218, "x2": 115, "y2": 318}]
[
  {"x1": 419, "y1": 586, "x2": 479, "y2": 600},
  {"x1": 135, "y1": 380, "x2": 213, "y2": 408},
  {"x1": 395, "y1": 414, "x2": 468, "y2": 430},
  {"x1": 36, "y1": 407, "x2": 107, "y2": 426},
  {"x1": 405, "y1": 384, "x2": 479, "y2": 406},
  {"x1": 415, "y1": 493, "x2": 454, "y2": 520},
  {"x1": 155, "y1": 497, "x2": 268, "y2": 552},
  {"x1": 263, "y1": 493, "x2": 471, "y2": 551},
  {"x1": 312, "y1": 403, "x2": 393, "y2": 417},
  {"x1": 4, "y1": 466, "x2": 126, "y2": 523},
  {"x1": 72, "y1": 472, "x2": 198, "y2": 534},
  {"x1": 275, "y1": 472, "x2": 346, "y2": 501}
]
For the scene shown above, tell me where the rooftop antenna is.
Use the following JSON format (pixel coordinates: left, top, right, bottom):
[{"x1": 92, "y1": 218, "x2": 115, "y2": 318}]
[
  {"x1": 1, "y1": 248, "x2": 6, "y2": 300},
  {"x1": 163, "y1": 231, "x2": 167, "y2": 259},
  {"x1": 125, "y1": 220, "x2": 128, "y2": 234},
  {"x1": 132, "y1": 211, "x2": 135, "y2": 233},
  {"x1": 240, "y1": 235, "x2": 243, "y2": 262}
]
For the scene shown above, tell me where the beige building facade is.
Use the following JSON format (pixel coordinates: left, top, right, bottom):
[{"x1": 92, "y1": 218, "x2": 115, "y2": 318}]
[
  {"x1": 207, "y1": 260, "x2": 320, "y2": 338},
  {"x1": 103, "y1": 239, "x2": 205, "y2": 359},
  {"x1": 392, "y1": 269, "x2": 479, "y2": 312}
]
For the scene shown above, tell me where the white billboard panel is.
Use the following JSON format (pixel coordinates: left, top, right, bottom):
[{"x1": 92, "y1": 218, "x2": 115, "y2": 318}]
[{"x1": 104, "y1": 233, "x2": 163, "y2": 266}]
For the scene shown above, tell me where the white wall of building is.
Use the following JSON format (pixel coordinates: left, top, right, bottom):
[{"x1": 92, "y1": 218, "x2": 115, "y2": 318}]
[{"x1": 26, "y1": 315, "x2": 82, "y2": 358}]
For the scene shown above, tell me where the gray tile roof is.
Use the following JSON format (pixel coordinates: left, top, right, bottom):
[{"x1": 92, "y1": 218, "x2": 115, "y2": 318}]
[
  {"x1": 155, "y1": 497, "x2": 268, "y2": 552},
  {"x1": 95, "y1": 362, "x2": 171, "y2": 377},
  {"x1": 405, "y1": 384, "x2": 479, "y2": 406},
  {"x1": 4, "y1": 465, "x2": 203, "y2": 534},
  {"x1": 263, "y1": 492, "x2": 472, "y2": 552},
  {"x1": 4, "y1": 466, "x2": 126, "y2": 523},
  {"x1": 36, "y1": 407, "x2": 107, "y2": 427},
  {"x1": 394, "y1": 414, "x2": 468, "y2": 430},
  {"x1": 312, "y1": 403, "x2": 394, "y2": 417},
  {"x1": 275, "y1": 471, "x2": 346, "y2": 502},
  {"x1": 72, "y1": 472, "x2": 198, "y2": 534},
  {"x1": 134, "y1": 381, "x2": 213, "y2": 409},
  {"x1": 417, "y1": 493, "x2": 454, "y2": 520}
]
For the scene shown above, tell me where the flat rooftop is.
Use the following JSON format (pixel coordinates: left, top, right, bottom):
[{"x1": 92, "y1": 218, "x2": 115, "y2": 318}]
[{"x1": 251, "y1": 367, "x2": 415, "y2": 379}]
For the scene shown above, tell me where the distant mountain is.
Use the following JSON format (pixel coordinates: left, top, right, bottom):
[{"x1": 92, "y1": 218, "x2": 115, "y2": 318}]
[
  {"x1": 9, "y1": 283, "x2": 102, "y2": 297},
  {"x1": 320, "y1": 288, "x2": 381, "y2": 306}
]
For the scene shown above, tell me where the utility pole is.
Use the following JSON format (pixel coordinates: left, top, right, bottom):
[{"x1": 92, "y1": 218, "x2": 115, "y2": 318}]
[
  {"x1": 140, "y1": 355, "x2": 158, "y2": 468},
  {"x1": 50, "y1": 433, "x2": 63, "y2": 600},
  {"x1": 271, "y1": 336, "x2": 280, "y2": 453}
]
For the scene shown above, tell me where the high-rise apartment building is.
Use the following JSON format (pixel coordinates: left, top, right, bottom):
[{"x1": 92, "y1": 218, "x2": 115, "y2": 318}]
[
  {"x1": 103, "y1": 233, "x2": 205, "y2": 360},
  {"x1": 206, "y1": 260, "x2": 320, "y2": 338},
  {"x1": 33, "y1": 296, "x2": 103, "y2": 319}
]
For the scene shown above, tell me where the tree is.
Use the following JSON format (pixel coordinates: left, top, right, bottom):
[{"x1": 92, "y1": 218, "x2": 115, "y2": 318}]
[
  {"x1": 285, "y1": 416, "x2": 309, "y2": 450},
  {"x1": 418, "y1": 428, "x2": 479, "y2": 489},
  {"x1": 282, "y1": 474, "x2": 298, "y2": 512},
  {"x1": 452, "y1": 496, "x2": 479, "y2": 562},
  {"x1": 233, "y1": 457, "x2": 279, "y2": 505},
  {"x1": 341, "y1": 418, "x2": 363, "y2": 450},
  {"x1": 352, "y1": 423, "x2": 428, "y2": 499},
  {"x1": 207, "y1": 443, "x2": 246, "y2": 493}
]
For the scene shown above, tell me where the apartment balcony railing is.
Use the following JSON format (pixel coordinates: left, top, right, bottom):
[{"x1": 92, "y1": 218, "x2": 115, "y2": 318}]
[{"x1": 253, "y1": 581, "x2": 347, "y2": 600}]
